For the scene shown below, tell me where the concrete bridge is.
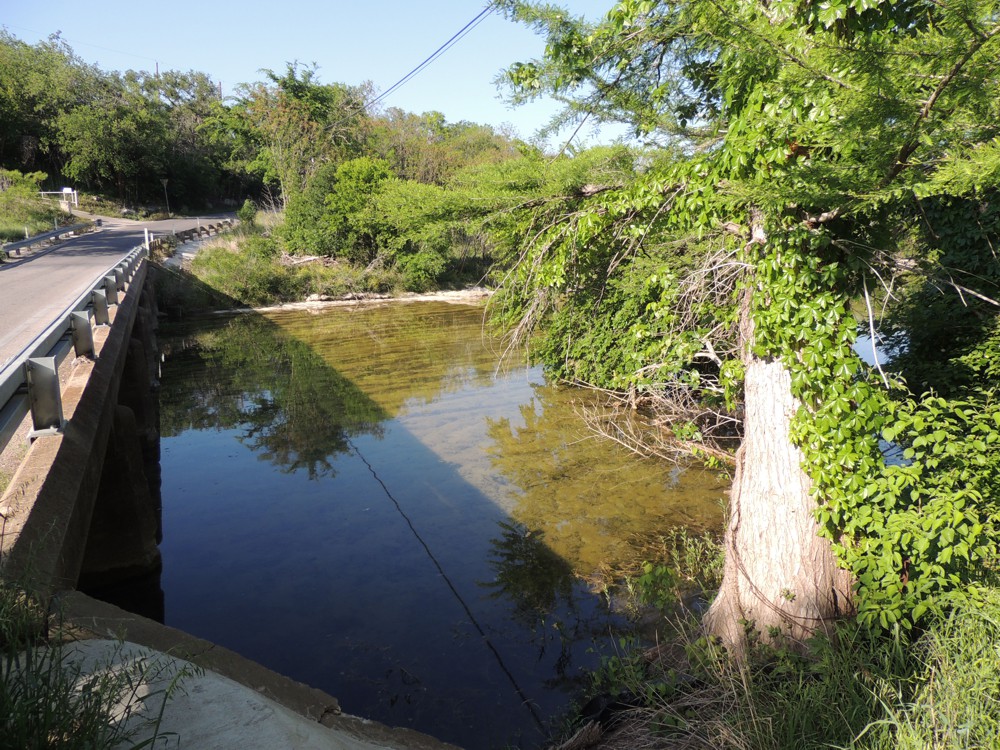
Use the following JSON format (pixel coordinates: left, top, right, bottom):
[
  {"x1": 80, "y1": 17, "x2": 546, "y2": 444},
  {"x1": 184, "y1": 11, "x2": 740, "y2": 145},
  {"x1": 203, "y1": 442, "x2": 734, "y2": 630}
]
[
  {"x1": 1, "y1": 224, "x2": 169, "y2": 594},
  {"x1": 0, "y1": 216, "x2": 235, "y2": 593}
]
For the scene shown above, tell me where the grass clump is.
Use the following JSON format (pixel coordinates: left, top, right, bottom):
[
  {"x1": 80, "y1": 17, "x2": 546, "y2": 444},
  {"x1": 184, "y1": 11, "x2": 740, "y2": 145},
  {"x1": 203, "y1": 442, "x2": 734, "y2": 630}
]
[
  {"x1": 185, "y1": 206, "x2": 487, "y2": 309},
  {"x1": 191, "y1": 233, "x2": 304, "y2": 307},
  {"x1": 627, "y1": 529, "x2": 724, "y2": 613},
  {"x1": 579, "y1": 576, "x2": 1000, "y2": 750},
  {"x1": 1, "y1": 578, "x2": 195, "y2": 749},
  {"x1": 880, "y1": 594, "x2": 1000, "y2": 749},
  {"x1": 189, "y1": 225, "x2": 407, "y2": 308}
]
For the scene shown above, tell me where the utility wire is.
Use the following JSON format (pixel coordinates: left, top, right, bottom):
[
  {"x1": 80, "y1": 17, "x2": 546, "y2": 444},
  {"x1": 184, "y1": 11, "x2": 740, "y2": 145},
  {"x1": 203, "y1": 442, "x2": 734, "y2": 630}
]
[
  {"x1": 369, "y1": 5, "x2": 495, "y2": 107},
  {"x1": 1, "y1": 24, "x2": 159, "y2": 64},
  {"x1": 6, "y1": 3, "x2": 496, "y2": 107},
  {"x1": 345, "y1": 436, "x2": 546, "y2": 733}
]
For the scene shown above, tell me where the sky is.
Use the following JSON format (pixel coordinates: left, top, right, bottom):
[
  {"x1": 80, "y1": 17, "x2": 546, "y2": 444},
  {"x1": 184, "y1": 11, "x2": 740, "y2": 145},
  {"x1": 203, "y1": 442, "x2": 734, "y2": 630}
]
[{"x1": 3, "y1": 0, "x2": 623, "y2": 145}]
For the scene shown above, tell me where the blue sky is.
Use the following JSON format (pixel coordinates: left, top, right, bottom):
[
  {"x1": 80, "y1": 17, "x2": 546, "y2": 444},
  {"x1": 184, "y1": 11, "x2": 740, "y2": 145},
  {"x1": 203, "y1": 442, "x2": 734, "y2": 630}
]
[{"x1": 4, "y1": 0, "x2": 621, "y2": 145}]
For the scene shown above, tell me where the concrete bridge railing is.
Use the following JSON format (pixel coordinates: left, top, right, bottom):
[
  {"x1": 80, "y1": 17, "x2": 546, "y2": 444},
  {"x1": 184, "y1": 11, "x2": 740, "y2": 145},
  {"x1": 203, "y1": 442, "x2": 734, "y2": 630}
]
[
  {"x1": 169, "y1": 218, "x2": 233, "y2": 245},
  {"x1": 0, "y1": 244, "x2": 147, "y2": 452},
  {"x1": 0, "y1": 243, "x2": 161, "y2": 594},
  {"x1": 1, "y1": 223, "x2": 90, "y2": 260}
]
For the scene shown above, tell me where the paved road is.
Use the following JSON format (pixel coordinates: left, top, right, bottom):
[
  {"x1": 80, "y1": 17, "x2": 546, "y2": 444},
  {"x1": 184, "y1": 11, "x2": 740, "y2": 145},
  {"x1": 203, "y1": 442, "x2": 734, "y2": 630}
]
[{"x1": 0, "y1": 216, "x2": 216, "y2": 368}]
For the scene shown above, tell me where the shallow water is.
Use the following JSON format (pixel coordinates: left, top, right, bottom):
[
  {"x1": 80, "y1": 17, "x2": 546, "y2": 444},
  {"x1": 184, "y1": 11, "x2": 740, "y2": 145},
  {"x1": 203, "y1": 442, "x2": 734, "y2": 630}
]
[{"x1": 156, "y1": 301, "x2": 726, "y2": 749}]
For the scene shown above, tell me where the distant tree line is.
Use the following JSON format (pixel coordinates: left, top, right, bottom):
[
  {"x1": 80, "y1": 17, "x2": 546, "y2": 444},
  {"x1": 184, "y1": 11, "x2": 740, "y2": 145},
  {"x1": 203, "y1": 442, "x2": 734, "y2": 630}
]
[{"x1": 0, "y1": 32, "x2": 529, "y2": 215}]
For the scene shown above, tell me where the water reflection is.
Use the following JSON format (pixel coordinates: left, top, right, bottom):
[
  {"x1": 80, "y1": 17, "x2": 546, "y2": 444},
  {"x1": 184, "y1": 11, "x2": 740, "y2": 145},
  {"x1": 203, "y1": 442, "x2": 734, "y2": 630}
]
[
  {"x1": 156, "y1": 302, "x2": 726, "y2": 749},
  {"x1": 485, "y1": 381, "x2": 725, "y2": 577},
  {"x1": 485, "y1": 521, "x2": 577, "y2": 626},
  {"x1": 160, "y1": 314, "x2": 387, "y2": 478}
]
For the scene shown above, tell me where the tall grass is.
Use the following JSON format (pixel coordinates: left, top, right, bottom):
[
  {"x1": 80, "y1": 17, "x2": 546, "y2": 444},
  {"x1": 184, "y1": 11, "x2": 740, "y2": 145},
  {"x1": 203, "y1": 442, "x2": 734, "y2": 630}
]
[
  {"x1": 867, "y1": 593, "x2": 1000, "y2": 749},
  {"x1": 1, "y1": 577, "x2": 195, "y2": 749},
  {"x1": 0, "y1": 194, "x2": 65, "y2": 243},
  {"x1": 189, "y1": 228, "x2": 405, "y2": 308},
  {"x1": 580, "y1": 534, "x2": 1000, "y2": 750}
]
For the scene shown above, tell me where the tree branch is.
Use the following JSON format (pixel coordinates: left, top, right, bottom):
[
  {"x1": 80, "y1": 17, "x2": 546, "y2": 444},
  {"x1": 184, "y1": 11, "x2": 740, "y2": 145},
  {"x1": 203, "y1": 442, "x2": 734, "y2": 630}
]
[{"x1": 885, "y1": 22, "x2": 1000, "y2": 185}]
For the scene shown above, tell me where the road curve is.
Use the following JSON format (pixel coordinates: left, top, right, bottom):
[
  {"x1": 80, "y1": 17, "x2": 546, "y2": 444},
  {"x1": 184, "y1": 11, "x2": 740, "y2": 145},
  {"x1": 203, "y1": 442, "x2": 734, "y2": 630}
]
[{"x1": 0, "y1": 217, "x2": 213, "y2": 368}]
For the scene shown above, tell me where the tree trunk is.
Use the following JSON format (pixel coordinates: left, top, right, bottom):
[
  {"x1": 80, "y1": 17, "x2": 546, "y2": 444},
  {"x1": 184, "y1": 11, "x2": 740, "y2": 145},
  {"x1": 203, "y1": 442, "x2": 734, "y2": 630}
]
[{"x1": 703, "y1": 356, "x2": 854, "y2": 655}]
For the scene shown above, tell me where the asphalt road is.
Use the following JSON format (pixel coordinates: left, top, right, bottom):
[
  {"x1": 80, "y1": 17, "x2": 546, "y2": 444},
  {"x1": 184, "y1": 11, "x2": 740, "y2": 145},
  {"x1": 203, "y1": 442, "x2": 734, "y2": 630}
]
[{"x1": 0, "y1": 216, "x2": 217, "y2": 368}]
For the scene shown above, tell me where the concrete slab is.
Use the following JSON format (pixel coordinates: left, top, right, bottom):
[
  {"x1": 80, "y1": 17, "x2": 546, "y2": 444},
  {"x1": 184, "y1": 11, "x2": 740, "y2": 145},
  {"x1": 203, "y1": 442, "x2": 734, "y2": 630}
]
[
  {"x1": 62, "y1": 639, "x2": 413, "y2": 750},
  {"x1": 57, "y1": 592, "x2": 460, "y2": 750}
]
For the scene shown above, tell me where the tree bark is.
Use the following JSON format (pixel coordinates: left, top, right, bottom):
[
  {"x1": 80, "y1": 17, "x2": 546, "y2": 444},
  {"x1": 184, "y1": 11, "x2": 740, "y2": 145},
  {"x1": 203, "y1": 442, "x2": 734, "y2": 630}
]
[
  {"x1": 704, "y1": 213, "x2": 854, "y2": 655},
  {"x1": 703, "y1": 355, "x2": 855, "y2": 655}
]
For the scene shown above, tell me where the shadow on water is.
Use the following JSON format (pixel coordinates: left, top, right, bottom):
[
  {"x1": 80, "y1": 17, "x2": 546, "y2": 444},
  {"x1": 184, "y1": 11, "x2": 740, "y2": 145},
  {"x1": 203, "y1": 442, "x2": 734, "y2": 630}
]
[{"x1": 144, "y1": 267, "x2": 726, "y2": 749}]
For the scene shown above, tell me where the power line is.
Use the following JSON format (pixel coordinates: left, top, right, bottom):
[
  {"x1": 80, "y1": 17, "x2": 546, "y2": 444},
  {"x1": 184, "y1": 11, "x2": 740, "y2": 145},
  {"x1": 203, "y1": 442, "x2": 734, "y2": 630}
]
[
  {"x1": 346, "y1": 436, "x2": 546, "y2": 733},
  {"x1": 6, "y1": 5, "x2": 498, "y2": 113},
  {"x1": 370, "y1": 5, "x2": 494, "y2": 108},
  {"x1": 2, "y1": 24, "x2": 158, "y2": 64}
]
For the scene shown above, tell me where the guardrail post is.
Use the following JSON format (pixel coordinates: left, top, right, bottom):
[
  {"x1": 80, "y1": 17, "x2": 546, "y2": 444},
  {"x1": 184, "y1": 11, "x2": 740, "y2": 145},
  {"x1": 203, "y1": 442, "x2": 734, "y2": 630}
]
[
  {"x1": 26, "y1": 357, "x2": 63, "y2": 436},
  {"x1": 104, "y1": 275, "x2": 119, "y2": 305},
  {"x1": 71, "y1": 310, "x2": 95, "y2": 358},
  {"x1": 114, "y1": 267, "x2": 126, "y2": 290},
  {"x1": 92, "y1": 289, "x2": 110, "y2": 325}
]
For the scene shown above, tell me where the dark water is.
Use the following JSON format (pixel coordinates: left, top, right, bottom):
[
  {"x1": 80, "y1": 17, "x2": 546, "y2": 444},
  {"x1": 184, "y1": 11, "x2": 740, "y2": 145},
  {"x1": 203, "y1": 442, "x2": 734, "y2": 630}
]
[{"x1": 156, "y1": 301, "x2": 725, "y2": 749}]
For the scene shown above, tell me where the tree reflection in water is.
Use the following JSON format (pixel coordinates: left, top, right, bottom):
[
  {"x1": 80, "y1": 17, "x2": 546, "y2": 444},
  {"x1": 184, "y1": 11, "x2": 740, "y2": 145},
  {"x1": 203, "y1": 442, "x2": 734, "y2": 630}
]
[
  {"x1": 160, "y1": 313, "x2": 387, "y2": 479},
  {"x1": 482, "y1": 520, "x2": 583, "y2": 685},
  {"x1": 155, "y1": 302, "x2": 727, "y2": 748},
  {"x1": 485, "y1": 382, "x2": 726, "y2": 581},
  {"x1": 484, "y1": 520, "x2": 576, "y2": 624}
]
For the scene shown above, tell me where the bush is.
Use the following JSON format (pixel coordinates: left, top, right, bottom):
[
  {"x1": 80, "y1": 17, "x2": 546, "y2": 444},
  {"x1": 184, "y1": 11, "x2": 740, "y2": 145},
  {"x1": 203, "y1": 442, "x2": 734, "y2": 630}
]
[
  {"x1": 280, "y1": 157, "x2": 394, "y2": 261},
  {"x1": 236, "y1": 198, "x2": 257, "y2": 226},
  {"x1": 191, "y1": 237, "x2": 304, "y2": 306},
  {"x1": 397, "y1": 248, "x2": 447, "y2": 292},
  {"x1": 0, "y1": 170, "x2": 64, "y2": 242}
]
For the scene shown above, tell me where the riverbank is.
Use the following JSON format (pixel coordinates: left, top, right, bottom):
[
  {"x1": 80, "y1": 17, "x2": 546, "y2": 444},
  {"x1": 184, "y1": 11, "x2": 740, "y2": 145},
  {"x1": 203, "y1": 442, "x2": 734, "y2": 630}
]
[{"x1": 254, "y1": 286, "x2": 493, "y2": 312}]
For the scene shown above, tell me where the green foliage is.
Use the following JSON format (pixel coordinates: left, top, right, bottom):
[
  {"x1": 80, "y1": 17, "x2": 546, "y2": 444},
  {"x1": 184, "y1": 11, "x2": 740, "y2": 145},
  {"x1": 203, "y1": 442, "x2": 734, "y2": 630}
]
[
  {"x1": 319, "y1": 157, "x2": 395, "y2": 264},
  {"x1": 0, "y1": 169, "x2": 46, "y2": 195},
  {"x1": 877, "y1": 590, "x2": 1000, "y2": 748},
  {"x1": 280, "y1": 156, "x2": 394, "y2": 262},
  {"x1": 580, "y1": 592, "x2": 1000, "y2": 749},
  {"x1": 281, "y1": 146, "x2": 561, "y2": 290},
  {"x1": 209, "y1": 63, "x2": 371, "y2": 203},
  {"x1": 370, "y1": 178, "x2": 461, "y2": 290},
  {"x1": 635, "y1": 563, "x2": 681, "y2": 611},
  {"x1": 0, "y1": 31, "x2": 230, "y2": 204},
  {"x1": 749, "y1": 223, "x2": 1000, "y2": 630},
  {"x1": 188, "y1": 228, "x2": 407, "y2": 308},
  {"x1": 369, "y1": 108, "x2": 522, "y2": 185},
  {"x1": 191, "y1": 235, "x2": 303, "y2": 306},
  {"x1": 628, "y1": 529, "x2": 724, "y2": 612},
  {"x1": 235, "y1": 198, "x2": 257, "y2": 226},
  {"x1": 279, "y1": 160, "x2": 342, "y2": 255},
  {"x1": 496, "y1": 0, "x2": 1000, "y2": 636},
  {"x1": 0, "y1": 169, "x2": 64, "y2": 241}
]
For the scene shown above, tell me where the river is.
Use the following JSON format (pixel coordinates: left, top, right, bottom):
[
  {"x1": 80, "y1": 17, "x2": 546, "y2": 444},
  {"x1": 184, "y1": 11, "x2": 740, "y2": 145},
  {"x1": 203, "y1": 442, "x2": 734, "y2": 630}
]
[{"x1": 155, "y1": 300, "x2": 726, "y2": 749}]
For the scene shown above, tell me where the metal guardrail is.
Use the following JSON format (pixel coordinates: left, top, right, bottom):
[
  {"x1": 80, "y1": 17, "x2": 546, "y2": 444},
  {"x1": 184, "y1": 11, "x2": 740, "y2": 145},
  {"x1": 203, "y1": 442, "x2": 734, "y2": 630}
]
[
  {"x1": 0, "y1": 243, "x2": 148, "y2": 454},
  {"x1": 2, "y1": 223, "x2": 90, "y2": 258}
]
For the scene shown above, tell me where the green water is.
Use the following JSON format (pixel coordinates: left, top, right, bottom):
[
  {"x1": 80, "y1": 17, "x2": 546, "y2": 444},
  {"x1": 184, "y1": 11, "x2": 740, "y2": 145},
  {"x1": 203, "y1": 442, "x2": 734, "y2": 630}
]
[{"x1": 157, "y1": 301, "x2": 725, "y2": 749}]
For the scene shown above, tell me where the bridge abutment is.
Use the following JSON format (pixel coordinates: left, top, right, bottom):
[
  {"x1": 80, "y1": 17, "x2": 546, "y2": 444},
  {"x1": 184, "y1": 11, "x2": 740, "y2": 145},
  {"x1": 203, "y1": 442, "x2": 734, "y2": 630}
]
[{"x1": 78, "y1": 404, "x2": 161, "y2": 592}]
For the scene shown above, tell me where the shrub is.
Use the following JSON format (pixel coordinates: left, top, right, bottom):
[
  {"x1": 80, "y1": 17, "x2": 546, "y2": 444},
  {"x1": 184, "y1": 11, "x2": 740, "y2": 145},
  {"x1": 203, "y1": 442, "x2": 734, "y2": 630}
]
[
  {"x1": 236, "y1": 198, "x2": 257, "y2": 226},
  {"x1": 191, "y1": 237, "x2": 304, "y2": 307},
  {"x1": 397, "y1": 248, "x2": 447, "y2": 292},
  {"x1": 0, "y1": 170, "x2": 64, "y2": 242}
]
